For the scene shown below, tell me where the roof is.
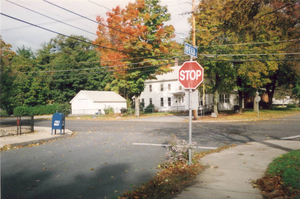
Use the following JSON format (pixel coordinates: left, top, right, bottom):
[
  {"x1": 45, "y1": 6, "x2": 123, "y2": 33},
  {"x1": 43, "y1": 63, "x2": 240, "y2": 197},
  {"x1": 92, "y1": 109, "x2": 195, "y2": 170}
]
[
  {"x1": 70, "y1": 90, "x2": 126, "y2": 103},
  {"x1": 145, "y1": 66, "x2": 179, "y2": 83}
]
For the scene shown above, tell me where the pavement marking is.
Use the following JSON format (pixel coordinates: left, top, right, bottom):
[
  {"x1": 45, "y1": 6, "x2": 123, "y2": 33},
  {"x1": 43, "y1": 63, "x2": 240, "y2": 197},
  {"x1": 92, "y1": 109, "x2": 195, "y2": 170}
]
[
  {"x1": 280, "y1": 135, "x2": 300, "y2": 140},
  {"x1": 132, "y1": 143, "x2": 218, "y2": 149}
]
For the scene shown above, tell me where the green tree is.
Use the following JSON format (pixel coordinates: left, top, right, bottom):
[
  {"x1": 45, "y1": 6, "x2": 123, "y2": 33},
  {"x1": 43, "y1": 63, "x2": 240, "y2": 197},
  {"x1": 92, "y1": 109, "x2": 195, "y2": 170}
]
[
  {"x1": 94, "y1": 0, "x2": 179, "y2": 116},
  {"x1": 35, "y1": 35, "x2": 113, "y2": 104}
]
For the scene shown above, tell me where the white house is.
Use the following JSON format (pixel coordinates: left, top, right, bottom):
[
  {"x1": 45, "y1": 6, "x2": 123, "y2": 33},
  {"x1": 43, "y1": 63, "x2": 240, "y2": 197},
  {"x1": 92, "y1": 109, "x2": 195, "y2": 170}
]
[
  {"x1": 140, "y1": 59, "x2": 239, "y2": 112},
  {"x1": 70, "y1": 90, "x2": 127, "y2": 115}
]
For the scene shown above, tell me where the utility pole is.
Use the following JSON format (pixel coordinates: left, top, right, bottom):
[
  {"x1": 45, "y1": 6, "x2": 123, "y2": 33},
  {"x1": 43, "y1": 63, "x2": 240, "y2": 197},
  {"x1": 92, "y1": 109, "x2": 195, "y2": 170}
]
[{"x1": 192, "y1": 0, "x2": 198, "y2": 120}]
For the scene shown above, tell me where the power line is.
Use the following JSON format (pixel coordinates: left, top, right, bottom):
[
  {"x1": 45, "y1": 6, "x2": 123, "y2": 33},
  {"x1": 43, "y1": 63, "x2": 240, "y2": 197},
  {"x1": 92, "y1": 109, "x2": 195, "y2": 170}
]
[
  {"x1": 43, "y1": 0, "x2": 140, "y2": 40},
  {"x1": 32, "y1": 62, "x2": 175, "y2": 77},
  {"x1": 202, "y1": 39, "x2": 300, "y2": 47},
  {"x1": 22, "y1": 58, "x2": 175, "y2": 74},
  {"x1": 6, "y1": 0, "x2": 97, "y2": 36},
  {"x1": 1, "y1": 16, "x2": 94, "y2": 32},
  {"x1": 87, "y1": 0, "x2": 111, "y2": 11},
  {"x1": 199, "y1": 52, "x2": 300, "y2": 57},
  {"x1": 0, "y1": 13, "x2": 128, "y2": 53}
]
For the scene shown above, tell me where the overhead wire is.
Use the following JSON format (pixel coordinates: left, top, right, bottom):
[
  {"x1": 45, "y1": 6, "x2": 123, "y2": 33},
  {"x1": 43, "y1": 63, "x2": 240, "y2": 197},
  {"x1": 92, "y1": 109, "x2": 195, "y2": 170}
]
[
  {"x1": 5, "y1": 0, "x2": 97, "y2": 36},
  {"x1": 202, "y1": 39, "x2": 300, "y2": 47},
  {"x1": 42, "y1": 0, "x2": 140, "y2": 40},
  {"x1": 87, "y1": 0, "x2": 112, "y2": 11},
  {"x1": 28, "y1": 62, "x2": 176, "y2": 78},
  {"x1": 22, "y1": 58, "x2": 177, "y2": 74},
  {"x1": 199, "y1": 52, "x2": 300, "y2": 57},
  {"x1": 0, "y1": 12, "x2": 136, "y2": 53}
]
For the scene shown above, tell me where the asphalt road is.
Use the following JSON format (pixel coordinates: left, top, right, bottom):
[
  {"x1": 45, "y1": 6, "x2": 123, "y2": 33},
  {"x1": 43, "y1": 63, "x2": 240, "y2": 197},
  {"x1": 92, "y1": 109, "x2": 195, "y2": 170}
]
[{"x1": 1, "y1": 114, "x2": 300, "y2": 199}]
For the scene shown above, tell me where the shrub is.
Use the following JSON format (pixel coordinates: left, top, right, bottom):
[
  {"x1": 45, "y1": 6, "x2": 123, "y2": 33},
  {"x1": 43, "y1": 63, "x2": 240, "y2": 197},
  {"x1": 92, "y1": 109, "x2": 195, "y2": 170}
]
[
  {"x1": 13, "y1": 106, "x2": 30, "y2": 116},
  {"x1": 0, "y1": 109, "x2": 9, "y2": 117},
  {"x1": 13, "y1": 104, "x2": 60, "y2": 116},
  {"x1": 57, "y1": 103, "x2": 71, "y2": 116},
  {"x1": 120, "y1": 108, "x2": 127, "y2": 114},
  {"x1": 287, "y1": 104, "x2": 297, "y2": 108},
  {"x1": 144, "y1": 104, "x2": 155, "y2": 113},
  {"x1": 104, "y1": 106, "x2": 114, "y2": 114},
  {"x1": 165, "y1": 135, "x2": 197, "y2": 165}
]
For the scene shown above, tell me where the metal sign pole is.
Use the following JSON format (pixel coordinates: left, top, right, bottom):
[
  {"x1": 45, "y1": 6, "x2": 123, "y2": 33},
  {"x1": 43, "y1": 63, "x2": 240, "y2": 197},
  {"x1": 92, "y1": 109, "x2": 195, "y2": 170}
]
[
  {"x1": 189, "y1": 89, "x2": 192, "y2": 165},
  {"x1": 189, "y1": 54, "x2": 193, "y2": 166}
]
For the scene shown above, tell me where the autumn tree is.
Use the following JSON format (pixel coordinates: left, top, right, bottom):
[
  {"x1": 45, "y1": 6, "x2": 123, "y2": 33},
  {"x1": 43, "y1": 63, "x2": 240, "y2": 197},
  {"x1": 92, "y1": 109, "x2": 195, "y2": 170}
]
[
  {"x1": 94, "y1": 0, "x2": 178, "y2": 116},
  {"x1": 0, "y1": 37, "x2": 17, "y2": 114},
  {"x1": 194, "y1": 0, "x2": 236, "y2": 115},
  {"x1": 222, "y1": 0, "x2": 300, "y2": 109}
]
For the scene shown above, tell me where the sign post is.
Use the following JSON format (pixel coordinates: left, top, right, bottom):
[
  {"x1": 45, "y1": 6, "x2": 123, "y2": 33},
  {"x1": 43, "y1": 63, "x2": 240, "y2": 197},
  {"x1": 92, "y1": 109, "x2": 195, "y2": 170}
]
[
  {"x1": 255, "y1": 92, "x2": 261, "y2": 118},
  {"x1": 178, "y1": 61, "x2": 204, "y2": 165}
]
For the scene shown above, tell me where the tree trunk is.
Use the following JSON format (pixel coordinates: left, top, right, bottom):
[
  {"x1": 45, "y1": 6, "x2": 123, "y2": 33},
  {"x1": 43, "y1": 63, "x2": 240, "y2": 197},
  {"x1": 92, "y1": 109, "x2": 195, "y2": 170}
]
[
  {"x1": 135, "y1": 95, "x2": 139, "y2": 117},
  {"x1": 237, "y1": 77, "x2": 243, "y2": 113},
  {"x1": 213, "y1": 73, "x2": 220, "y2": 116},
  {"x1": 267, "y1": 71, "x2": 278, "y2": 109},
  {"x1": 213, "y1": 89, "x2": 219, "y2": 115}
]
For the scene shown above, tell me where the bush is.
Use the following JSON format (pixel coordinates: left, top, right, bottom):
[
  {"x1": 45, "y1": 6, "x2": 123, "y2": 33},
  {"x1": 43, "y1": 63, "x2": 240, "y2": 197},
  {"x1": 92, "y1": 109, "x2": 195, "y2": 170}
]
[
  {"x1": 144, "y1": 104, "x2": 155, "y2": 113},
  {"x1": 0, "y1": 109, "x2": 9, "y2": 117},
  {"x1": 165, "y1": 135, "x2": 197, "y2": 165},
  {"x1": 120, "y1": 108, "x2": 127, "y2": 114},
  {"x1": 57, "y1": 103, "x2": 71, "y2": 116},
  {"x1": 287, "y1": 104, "x2": 297, "y2": 108},
  {"x1": 13, "y1": 106, "x2": 30, "y2": 116},
  {"x1": 13, "y1": 104, "x2": 62, "y2": 116},
  {"x1": 104, "y1": 106, "x2": 114, "y2": 114}
]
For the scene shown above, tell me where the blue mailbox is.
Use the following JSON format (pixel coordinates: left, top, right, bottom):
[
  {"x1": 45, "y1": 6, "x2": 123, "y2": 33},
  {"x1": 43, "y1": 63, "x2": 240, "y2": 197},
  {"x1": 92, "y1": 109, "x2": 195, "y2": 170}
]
[{"x1": 51, "y1": 113, "x2": 65, "y2": 135}]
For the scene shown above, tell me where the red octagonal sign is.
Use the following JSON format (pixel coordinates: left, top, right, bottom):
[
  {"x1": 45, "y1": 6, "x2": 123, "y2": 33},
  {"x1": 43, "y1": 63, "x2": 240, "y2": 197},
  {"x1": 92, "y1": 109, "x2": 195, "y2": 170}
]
[{"x1": 178, "y1": 61, "x2": 204, "y2": 89}]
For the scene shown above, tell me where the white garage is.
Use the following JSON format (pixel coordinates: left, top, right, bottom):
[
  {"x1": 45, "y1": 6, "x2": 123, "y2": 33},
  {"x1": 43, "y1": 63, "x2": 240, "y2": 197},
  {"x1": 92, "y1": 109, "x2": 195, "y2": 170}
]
[{"x1": 70, "y1": 90, "x2": 127, "y2": 115}]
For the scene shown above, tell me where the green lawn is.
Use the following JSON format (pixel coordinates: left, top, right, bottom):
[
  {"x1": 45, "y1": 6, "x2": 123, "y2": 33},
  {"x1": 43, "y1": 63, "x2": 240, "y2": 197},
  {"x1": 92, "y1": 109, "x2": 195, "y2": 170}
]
[{"x1": 256, "y1": 150, "x2": 300, "y2": 198}]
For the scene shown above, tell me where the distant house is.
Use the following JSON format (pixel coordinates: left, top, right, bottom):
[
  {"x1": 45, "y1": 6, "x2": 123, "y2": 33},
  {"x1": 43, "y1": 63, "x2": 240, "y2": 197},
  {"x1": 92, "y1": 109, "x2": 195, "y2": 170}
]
[
  {"x1": 70, "y1": 90, "x2": 127, "y2": 115},
  {"x1": 139, "y1": 59, "x2": 239, "y2": 112}
]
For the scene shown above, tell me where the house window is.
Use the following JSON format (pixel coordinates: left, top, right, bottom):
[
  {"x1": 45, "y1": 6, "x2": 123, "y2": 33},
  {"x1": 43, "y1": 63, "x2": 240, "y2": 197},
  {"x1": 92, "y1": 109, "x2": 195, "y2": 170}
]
[
  {"x1": 141, "y1": 98, "x2": 144, "y2": 105},
  {"x1": 161, "y1": 84, "x2": 164, "y2": 91},
  {"x1": 179, "y1": 86, "x2": 182, "y2": 90},
  {"x1": 161, "y1": 98, "x2": 164, "y2": 106},
  {"x1": 220, "y1": 94, "x2": 230, "y2": 103},
  {"x1": 149, "y1": 85, "x2": 152, "y2": 92},
  {"x1": 179, "y1": 97, "x2": 182, "y2": 103},
  {"x1": 168, "y1": 97, "x2": 171, "y2": 106},
  {"x1": 168, "y1": 84, "x2": 171, "y2": 91},
  {"x1": 149, "y1": 98, "x2": 152, "y2": 104}
]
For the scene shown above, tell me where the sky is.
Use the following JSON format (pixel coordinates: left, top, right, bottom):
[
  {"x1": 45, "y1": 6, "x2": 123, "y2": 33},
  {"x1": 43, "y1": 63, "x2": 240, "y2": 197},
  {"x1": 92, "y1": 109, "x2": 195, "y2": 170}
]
[{"x1": 1, "y1": 0, "x2": 196, "y2": 52}]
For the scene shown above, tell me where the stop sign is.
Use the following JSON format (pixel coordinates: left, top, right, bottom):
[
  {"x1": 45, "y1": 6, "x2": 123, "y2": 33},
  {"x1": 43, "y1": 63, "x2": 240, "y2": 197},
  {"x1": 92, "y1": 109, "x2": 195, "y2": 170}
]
[{"x1": 178, "y1": 61, "x2": 204, "y2": 89}]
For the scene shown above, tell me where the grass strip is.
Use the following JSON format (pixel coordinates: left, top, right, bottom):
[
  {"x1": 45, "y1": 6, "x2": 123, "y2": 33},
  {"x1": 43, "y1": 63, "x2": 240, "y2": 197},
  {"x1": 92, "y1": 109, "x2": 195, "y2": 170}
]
[{"x1": 255, "y1": 150, "x2": 300, "y2": 198}]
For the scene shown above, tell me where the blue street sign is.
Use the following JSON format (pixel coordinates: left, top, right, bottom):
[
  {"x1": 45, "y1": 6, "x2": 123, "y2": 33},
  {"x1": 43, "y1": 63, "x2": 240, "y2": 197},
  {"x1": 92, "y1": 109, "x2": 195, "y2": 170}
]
[{"x1": 184, "y1": 43, "x2": 198, "y2": 58}]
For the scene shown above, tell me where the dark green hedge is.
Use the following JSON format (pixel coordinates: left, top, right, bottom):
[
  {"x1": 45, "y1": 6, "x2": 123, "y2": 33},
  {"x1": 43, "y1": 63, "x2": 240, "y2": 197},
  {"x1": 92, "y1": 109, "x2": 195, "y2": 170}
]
[{"x1": 13, "y1": 104, "x2": 62, "y2": 116}]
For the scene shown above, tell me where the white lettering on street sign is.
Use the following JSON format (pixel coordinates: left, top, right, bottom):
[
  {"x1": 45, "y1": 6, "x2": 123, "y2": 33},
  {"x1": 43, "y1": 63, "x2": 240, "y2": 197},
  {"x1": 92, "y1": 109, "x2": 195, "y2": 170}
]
[
  {"x1": 180, "y1": 70, "x2": 202, "y2": 81},
  {"x1": 184, "y1": 43, "x2": 198, "y2": 58}
]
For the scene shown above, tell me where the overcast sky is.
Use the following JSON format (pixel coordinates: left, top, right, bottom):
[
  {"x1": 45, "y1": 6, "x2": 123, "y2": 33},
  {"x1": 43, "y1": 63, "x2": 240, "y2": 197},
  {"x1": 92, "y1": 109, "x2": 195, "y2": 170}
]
[{"x1": 1, "y1": 0, "x2": 196, "y2": 52}]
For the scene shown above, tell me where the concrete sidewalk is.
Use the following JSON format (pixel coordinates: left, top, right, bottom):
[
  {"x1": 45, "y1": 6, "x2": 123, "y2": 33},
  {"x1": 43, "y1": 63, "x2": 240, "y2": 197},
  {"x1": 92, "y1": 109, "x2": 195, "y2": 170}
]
[
  {"x1": 0, "y1": 126, "x2": 73, "y2": 149},
  {"x1": 175, "y1": 140, "x2": 300, "y2": 199}
]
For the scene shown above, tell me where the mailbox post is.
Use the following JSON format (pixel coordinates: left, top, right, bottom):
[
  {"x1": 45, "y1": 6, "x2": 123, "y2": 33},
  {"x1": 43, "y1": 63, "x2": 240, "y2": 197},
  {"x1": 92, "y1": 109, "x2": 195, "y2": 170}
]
[{"x1": 51, "y1": 113, "x2": 65, "y2": 135}]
